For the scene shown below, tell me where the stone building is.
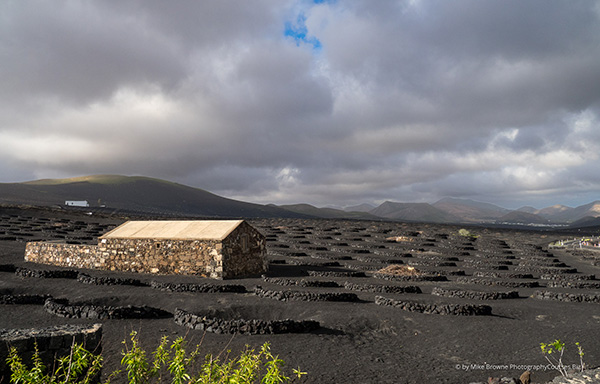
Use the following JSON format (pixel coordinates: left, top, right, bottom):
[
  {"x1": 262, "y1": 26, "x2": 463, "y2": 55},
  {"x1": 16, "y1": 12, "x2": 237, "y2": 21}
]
[{"x1": 25, "y1": 220, "x2": 267, "y2": 279}]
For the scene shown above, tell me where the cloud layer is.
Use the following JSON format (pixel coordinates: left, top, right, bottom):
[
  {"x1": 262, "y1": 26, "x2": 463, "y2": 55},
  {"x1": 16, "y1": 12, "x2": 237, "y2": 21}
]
[{"x1": 1, "y1": 0, "x2": 599, "y2": 208}]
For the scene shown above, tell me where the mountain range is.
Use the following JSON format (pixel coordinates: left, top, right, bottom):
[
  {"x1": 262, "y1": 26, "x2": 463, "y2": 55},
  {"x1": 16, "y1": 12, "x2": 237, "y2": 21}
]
[
  {"x1": 0, "y1": 175, "x2": 304, "y2": 218},
  {"x1": 0, "y1": 175, "x2": 599, "y2": 227}
]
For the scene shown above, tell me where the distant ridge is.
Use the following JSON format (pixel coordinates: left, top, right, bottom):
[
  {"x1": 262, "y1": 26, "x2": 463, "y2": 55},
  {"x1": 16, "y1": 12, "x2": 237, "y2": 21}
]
[
  {"x1": 536, "y1": 205, "x2": 573, "y2": 221},
  {"x1": 1, "y1": 175, "x2": 599, "y2": 224},
  {"x1": 432, "y1": 197, "x2": 509, "y2": 223},
  {"x1": 369, "y1": 201, "x2": 460, "y2": 223},
  {"x1": 516, "y1": 206, "x2": 538, "y2": 214},
  {"x1": 568, "y1": 216, "x2": 600, "y2": 229},
  {"x1": 343, "y1": 203, "x2": 376, "y2": 213},
  {"x1": 0, "y1": 175, "x2": 307, "y2": 219},
  {"x1": 277, "y1": 203, "x2": 380, "y2": 220},
  {"x1": 514, "y1": 202, "x2": 600, "y2": 223}
]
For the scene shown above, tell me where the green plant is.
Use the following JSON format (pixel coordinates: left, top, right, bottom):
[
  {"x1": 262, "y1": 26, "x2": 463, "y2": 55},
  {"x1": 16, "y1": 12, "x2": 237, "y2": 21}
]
[
  {"x1": 6, "y1": 331, "x2": 306, "y2": 384},
  {"x1": 117, "y1": 332, "x2": 306, "y2": 383},
  {"x1": 458, "y1": 228, "x2": 478, "y2": 239},
  {"x1": 576, "y1": 342, "x2": 585, "y2": 373},
  {"x1": 6, "y1": 340, "x2": 102, "y2": 384},
  {"x1": 540, "y1": 339, "x2": 586, "y2": 378},
  {"x1": 540, "y1": 339, "x2": 567, "y2": 378}
]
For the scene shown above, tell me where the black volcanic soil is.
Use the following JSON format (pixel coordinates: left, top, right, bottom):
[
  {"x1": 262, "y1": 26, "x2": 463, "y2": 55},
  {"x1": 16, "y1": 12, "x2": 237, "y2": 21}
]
[{"x1": 1, "y1": 207, "x2": 600, "y2": 383}]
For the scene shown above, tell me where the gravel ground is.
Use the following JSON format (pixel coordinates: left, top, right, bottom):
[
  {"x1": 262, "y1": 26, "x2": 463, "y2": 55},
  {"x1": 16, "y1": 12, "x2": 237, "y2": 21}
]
[{"x1": 1, "y1": 207, "x2": 600, "y2": 383}]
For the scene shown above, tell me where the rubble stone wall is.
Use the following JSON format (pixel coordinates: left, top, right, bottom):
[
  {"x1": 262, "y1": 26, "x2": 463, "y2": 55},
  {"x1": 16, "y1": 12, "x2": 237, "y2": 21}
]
[
  {"x1": 25, "y1": 242, "x2": 99, "y2": 269},
  {"x1": 222, "y1": 222, "x2": 268, "y2": 279},
  {"x1": 98, "y1": 238, "x2": 223, "y2": 277}
]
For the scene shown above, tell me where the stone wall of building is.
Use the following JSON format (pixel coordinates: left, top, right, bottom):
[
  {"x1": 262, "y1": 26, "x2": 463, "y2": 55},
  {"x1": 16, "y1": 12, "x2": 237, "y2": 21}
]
[
  {"x1": 97, "y1": 238, "x2": 224, "y2": 277},
  {"x1": 24, "y1": 223, "x2": 267, "y2": 279},
  {"x1": 25, "y1": 242, "x2": 99, "y2": 269},
  {"x1": 0, "y1": 323, "x2": 102, "y2": 381},
  {"x1": 221, "y1": 222, "x2": 268, "y2": 279}
]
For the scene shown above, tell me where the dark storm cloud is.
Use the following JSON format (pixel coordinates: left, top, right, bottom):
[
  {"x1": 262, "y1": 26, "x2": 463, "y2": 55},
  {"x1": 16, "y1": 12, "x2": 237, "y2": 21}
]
[
  {"x1": 0, "y1": 1, "x2": 186, "y2": 105},
  {"x1": 1, "y1": 0, "x2": 599, "y2": 208}
]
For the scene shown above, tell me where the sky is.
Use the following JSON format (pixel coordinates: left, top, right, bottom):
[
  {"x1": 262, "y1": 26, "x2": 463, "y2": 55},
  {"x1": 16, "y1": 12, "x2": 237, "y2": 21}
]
[{"x1": 1, "y1": 0, "x2": 600, "y2": 210}]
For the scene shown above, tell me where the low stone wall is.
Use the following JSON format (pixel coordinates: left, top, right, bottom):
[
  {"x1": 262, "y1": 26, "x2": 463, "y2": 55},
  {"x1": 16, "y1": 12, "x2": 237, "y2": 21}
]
[
  {"x1": 174, "y1": 309, "x2": 320, "y2": 334},
  {"x1": 306, "y1": 270, "x2": 366, "y2": 278},
  {"x1": 375, "y1": 296, "x2": 492, "y2": 316},
  {"x1": 546, "y1": 280, "x2": 600, "y2": 289},
  {"x1": 287, "y1": 259, "x2": 340, "y2": 267},
  {"x1": 456, "y1": 277, "x2": 540, "y2": 288},
  {"x1": 149, "y1": 281, "x2": 247, "y2": 293},
  {"x1": 44, "y1": 298, "x2": 172, "y2": 319},
  {"x1": 253, "y1": 286, "x2": 360, "y2": 302},
  {"x1": 262, "y1": 276, "x2": 341, "y2": 288},
  {"x1": 352, "y1": 255, "x2": 404, "y2": 264},
  {"x1": 431, "y1": 287, "x2": 519, "y2": 300},
  {"x1": 0, "y1": 323, "x2": 102, "y2": 381},
  {"x1": 343, "y1": 282, "x2": 422, "y2": 294},
  {"x1": 531, "y1": 290, "x2": 600, "y2": 303},
  {"x1": 540, "y1": 273, "x2": 596, "y2": 281},
  {"x1": 474, "y1": 271, "x2": 534, "y2": 279},
  {"x1": 77, "y1": 273, "x2": 148, "y2": 287},
  {"x1": 408, "y1": 260, "x2": 458, "y2": 267},
  {"x1": 15, "y1": 266, "x2": 78, "y2": 279},
  {"x1": 373, "y1": 273, "x2": 448, "y2": 282},
  {"x1": 514, "y1": 266, "x2": 578, "y2": 274}
]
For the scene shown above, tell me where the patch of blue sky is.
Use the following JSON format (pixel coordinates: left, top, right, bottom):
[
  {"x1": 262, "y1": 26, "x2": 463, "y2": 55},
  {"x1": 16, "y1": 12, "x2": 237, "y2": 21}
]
[{"x1": 284, "y1": 13, "x2": 322, "y2": 51}]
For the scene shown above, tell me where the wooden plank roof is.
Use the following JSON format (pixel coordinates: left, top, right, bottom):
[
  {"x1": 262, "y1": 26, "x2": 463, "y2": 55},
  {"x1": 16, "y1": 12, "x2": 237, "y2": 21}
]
[{"x1": 99, "y1": 220, "x2": 244, "y2": 241}]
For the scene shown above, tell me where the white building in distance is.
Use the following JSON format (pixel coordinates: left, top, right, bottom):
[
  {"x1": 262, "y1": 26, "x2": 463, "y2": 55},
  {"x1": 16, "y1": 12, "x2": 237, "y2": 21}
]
[{"x1": 65, "y1": 200, "x2": 89, "y2": 207}]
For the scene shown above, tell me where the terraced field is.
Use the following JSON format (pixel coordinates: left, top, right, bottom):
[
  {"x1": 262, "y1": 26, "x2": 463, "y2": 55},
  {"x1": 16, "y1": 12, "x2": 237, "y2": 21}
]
[{"x1": 1, "y1": 209, "x2": 600, "y2": 383}]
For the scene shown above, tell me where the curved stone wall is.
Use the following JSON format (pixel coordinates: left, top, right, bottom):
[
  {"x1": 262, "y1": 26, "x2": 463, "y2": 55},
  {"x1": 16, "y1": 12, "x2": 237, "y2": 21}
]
[
  {"x1": 531, "y1": 290, "x2": 600, "y2": 303},
  {"x1": 77, "y1": 273, "x2": 148, "y2": 287},
  {"x1": 252, "y1": 286, "x2": 360, "y2": 302},
  {"x1": 44, "y1": 298, "x2": 172, "y2": 319},
  {"x1": 150, "y1": 281, "x2": 247, "y2": 293},
  {"x1": 343, "y1": 282, "x2": 422, "y2": 294},
  {"x1": 431, "y1": 287, "x2": 519, "y2": 300},
  {"x1": 173, "y1": 308, "x2": 320, "y2": 335},
  {"x1": 375, "y1": 296, "x2": 492, "y2": 316}
]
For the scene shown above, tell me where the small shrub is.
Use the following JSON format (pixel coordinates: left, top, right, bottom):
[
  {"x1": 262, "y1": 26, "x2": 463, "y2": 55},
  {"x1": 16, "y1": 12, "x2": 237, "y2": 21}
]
[
  {"x1": 540, "y1": 339, "x2": 585, "y2": 378},
  {"x1": 458, "y1": 229, "x2": 478, "y2": 239},
  {"x1": 6, "y1": 331, "x2": 306, "y2": 384},
  {"x1": 7, "y1": 340, "x2": 102, "y2": 384}
]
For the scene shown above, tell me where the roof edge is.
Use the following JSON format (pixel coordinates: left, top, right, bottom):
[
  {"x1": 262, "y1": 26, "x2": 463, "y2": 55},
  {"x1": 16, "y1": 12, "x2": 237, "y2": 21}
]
[{"x1": 99, "y1": 220, "x2": 245, "y2": 241}]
